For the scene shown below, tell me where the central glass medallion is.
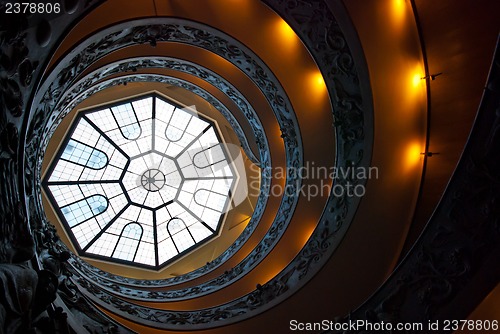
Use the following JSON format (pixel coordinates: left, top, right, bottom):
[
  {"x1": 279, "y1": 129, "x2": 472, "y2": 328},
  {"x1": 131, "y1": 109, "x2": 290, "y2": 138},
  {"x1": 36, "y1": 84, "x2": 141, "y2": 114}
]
[{"x1": 141, "y1": 169, "x2": 166, "y2": 192}]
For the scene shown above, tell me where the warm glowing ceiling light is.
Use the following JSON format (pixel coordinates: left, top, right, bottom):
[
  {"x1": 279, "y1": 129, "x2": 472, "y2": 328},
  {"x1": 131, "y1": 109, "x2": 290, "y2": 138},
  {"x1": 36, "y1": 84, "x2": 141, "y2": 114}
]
[
  {"x1": 404, "y1": 140, "x2": 424, "y2": 171},
  {"x1": 275, "y1": 18, "x2": 300, "y2": 53},
  {"x1": 301, "y1": 71, "x2": 328, "y2": 111},
  {"x1": 412, "y1": 73, "x2": 423, "y2": 87},
  {"x1": 406, "y1": 63, "x2": 427, "y2": 100},
  {"x1": 390, "y1": 0, "x2": 406, "y2": 27},
  {"x1": 277, "y1": 19, "x2": 296, "y2": 42},
  {"x1": 314, "y1": 71, "x2": 325, "y2": 87},
  {"x1": 311, "y1": 71, "x2": 327, "y2": 93}
]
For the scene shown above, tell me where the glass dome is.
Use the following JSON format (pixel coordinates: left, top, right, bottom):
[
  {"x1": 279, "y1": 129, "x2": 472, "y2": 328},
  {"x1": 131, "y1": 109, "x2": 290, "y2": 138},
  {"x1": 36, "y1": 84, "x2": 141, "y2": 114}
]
[{"x1": 43, "y1": 93, "x2": 235, "y2": 269}]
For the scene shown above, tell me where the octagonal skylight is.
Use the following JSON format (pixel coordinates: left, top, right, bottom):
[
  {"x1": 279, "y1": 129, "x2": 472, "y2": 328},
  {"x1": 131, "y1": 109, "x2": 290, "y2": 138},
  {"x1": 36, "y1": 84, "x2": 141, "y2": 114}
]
[{"x1": 43, "y1": 93, "x2": 235, "y2": 269}]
